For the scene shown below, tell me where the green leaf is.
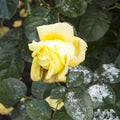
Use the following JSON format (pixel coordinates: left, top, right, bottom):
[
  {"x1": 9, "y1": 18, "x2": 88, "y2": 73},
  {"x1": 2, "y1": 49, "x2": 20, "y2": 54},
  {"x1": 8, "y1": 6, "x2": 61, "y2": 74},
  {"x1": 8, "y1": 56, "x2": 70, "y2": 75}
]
[
  {"x1": 78, "y1": 6, "x2": 111, "y2": 42},
  {"x1": 88, "y1": 83, "x2": 116, "y2": 109},
  {"x1": 0, "y1": 28, "x2": 22, "y2": 49},
  {"x1": 19, "y1": 39, "x2": 32, "y2": 63},
  {"x1": 93, "y1": 0, "x2": 118, "y2": 7},
  {"x1": 55, "y1": 0, "x2": 88, "y2": 17},
  {"x1": 67, "y1": 70, "x2": 84, "y2": 88},
  {"x1": 93, "y1": 105, "x2": 120, "y2": 119},
  {"x1": 32, "y1": 81, "x2": 56, "y2": 99},
  {"x1": 23, "y1": 6, "x2": 48, "y2": 42},
  {"x1": 67, "y1": 66, "x2": 93, "y2": 87},
  {"x1": 0, "y1": 48, "x2": 24, "y2": 80},
  {"x1": 54, "y1": 111, "x2": 73, "y2": 120},
  {"x1": 65, "y1": 87, "x2": 93, "y2": 120},
  {"x1": 23, "y1": 7, "x2": 59, "y2": 42},
  {"x1": 9, "y1": 101, "x2": 32, "y2": 120},
  {"x1": 115, "y1": 53, "x2": 120, "y2": 68},
  {"x1": 50, "y1": 86, "x2": 66, "y2": 99},
  {"x1": 0, "y1": 0, "x2": 18, "y2": 19},
  {"x1": 0, "y1": 28, "x2": 24, "y2": 79},
  {"x1": 101, "y1": 47, "x2": 119, "y2": 64},
  {"x1": 100, "y1": 64, "x2": 120, "y2": 83},
  {"x1": 26, "y1": 99, "x2": 52, "y2": 120},
  {"x1": 0, "y1": 78, "x2": 27, "y2": 107}
]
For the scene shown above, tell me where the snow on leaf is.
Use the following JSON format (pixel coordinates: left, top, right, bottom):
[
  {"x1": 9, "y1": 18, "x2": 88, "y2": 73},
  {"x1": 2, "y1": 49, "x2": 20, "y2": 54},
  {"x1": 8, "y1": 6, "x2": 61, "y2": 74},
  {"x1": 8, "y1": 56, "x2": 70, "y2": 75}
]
[
  {"x1": 101, "y1": 64, "x2": 120, "y2": 83},
  {"x1": 93, "y1": 108, "x2": 120, "y2": 120},
  {"x1": 88, "y1": 84, "x2": 113, "y2": 103}
]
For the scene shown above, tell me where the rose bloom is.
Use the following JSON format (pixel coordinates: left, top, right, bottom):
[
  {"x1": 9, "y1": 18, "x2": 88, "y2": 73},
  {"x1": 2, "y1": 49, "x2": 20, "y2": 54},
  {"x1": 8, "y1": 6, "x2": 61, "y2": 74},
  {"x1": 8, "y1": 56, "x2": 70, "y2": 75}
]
[{"x1": 28, "y1": 22, "x2": 87, "y2": 83}]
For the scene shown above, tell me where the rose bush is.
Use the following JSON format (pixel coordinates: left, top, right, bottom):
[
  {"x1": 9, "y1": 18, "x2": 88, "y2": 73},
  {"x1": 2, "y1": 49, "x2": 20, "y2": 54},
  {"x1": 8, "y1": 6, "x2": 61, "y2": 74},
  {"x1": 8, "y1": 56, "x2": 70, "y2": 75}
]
[
  {"x1": 28, "y1": 22, "x2": 87, "y2": 83},
  {"x1": 1, "y1": 0, "x2": 120, "y2": 120}
]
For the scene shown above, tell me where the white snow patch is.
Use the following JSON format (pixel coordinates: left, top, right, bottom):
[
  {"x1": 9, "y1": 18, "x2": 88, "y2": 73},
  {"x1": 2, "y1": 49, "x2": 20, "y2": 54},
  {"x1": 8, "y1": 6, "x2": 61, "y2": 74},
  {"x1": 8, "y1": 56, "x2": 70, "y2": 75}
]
[
  {"x1": 101, "y1": 64, "x2": 120, "y2": 82},
  {"x1": 93, "y1": 108, "x2": 120, "y2": 120},
  {"x1": 88, "y1": 84, "x2": 113, "y2": 103}
]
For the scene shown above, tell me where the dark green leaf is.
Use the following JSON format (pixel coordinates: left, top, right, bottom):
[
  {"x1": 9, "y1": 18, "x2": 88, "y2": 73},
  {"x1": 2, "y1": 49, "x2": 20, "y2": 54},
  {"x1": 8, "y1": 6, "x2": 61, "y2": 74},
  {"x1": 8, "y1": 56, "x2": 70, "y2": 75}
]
[
  {"x1": 0, "y1": 28, "x2": 24, "y2": 79},
  {"x1": 0, "y1": 28, "x2": 22, "y2": 49},
  {"x1": 65, "y1": 87, "x2": 93, "y2": 120},
  {"x1": 115, "y1": 53, "x2": 120, "y2": 68},
  {"x1": 43, "y1": 8, "x2": 59, "y2": 24},
  {"x1": 78, "y1": 6, "x2": 111, "y2": 42},
  {"x1": 93, "y1": 0, "x2": 118, "y2": 7},
  {"x1": 101, "y1": 47, "x2": 119, "y2": 64},
  {"x1": 85, "y1": 0, "x2": 92, "y2": 3},
  {"x1": 0, "y1": 48, "x2": 24, "y2": 80},
  {"x1": 26, "y1": 99, "x2": 52, "y2": 120},
  {"x1": 23, "y1": 7, "x2": 59, "y2": 42},
  {"x1": 23, "y1": 6, "x2": 48, "y2": 42},
  {"x1": 88, "y1": 83, "x2": 116, "y2": 109},
  {"x1": 55, "y1": 0, "x2": 88, "y2": 17},
  {"x1": 54, "y1": 111, "x2": 73, "y2": 120},
  {"x1": 0, "y1": 0, "x2": 18, "y2": 19},
  {"x1": 0, "y1": 78, "x2": 27, "y2": 107},
  {"x1": 67, "y1": 66, "x2": 93, "y2": 87},
  {"x1": 67, "y1": 70, "x2": 84, "y2": 88},
  {"x1": 19, "y1": 39, "x2": 32, "y2": 63},
  {"x1": 50, "y1": 86, "x2": 66, "y2": 99},
  {"x1": 9, "y1": 101, "x2": 32, "y2": 120},
  {"x1": 32, "y1": 81, "x2": 56, "y2": 99}
]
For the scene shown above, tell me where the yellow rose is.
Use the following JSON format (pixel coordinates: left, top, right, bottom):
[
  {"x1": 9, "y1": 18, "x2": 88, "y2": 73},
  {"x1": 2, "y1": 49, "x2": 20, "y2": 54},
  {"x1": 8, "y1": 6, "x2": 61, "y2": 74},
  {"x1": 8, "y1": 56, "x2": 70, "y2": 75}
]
[
  {"x1": 0, "y1": 103, "x2": 14, "y2": 115},
  {"x1": 45, "y1": 97, "x2": 64, "y2": 110},
  {"x1": 28, "y1": 22, "x2": 87, "y2": 83}
]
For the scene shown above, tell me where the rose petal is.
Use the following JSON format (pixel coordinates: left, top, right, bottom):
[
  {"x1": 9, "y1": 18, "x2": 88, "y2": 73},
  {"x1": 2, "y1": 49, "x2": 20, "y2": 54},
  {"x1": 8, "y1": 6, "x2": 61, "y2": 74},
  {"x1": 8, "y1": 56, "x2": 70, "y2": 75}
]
[
  {"x1": 28, "y1": 41, "x2": 41, "y2": 51},
  {"x1": 37, "y1": 22, "x2": 74, "y2": 42},
  {"x1": 0, "y1": 103, "x2": 14, "y2": 115},
  {"x1": 31, "y1": 57, "x2": 43, "y2": 81},
  {"x1": 69, "y1": 37, "x2": 87, "y2": 66},
  {"x1": 45, "y1": 62, "x2": 55, "y2": 79},
  {"x1": 45, "y1": 97, "x2": 64, "y2": 110}
]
